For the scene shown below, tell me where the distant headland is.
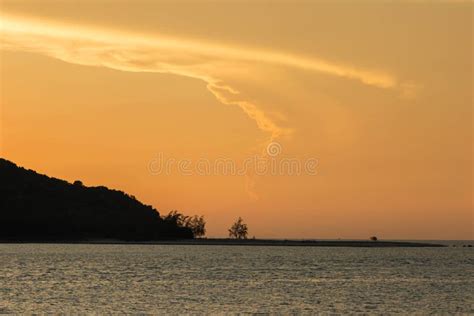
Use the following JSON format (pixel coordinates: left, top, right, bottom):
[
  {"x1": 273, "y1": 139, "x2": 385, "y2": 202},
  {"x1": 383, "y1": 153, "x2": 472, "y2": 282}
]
[
  {"x1": 0, "y1": 158, "x2": 192, "y2": 241},
  {"x1": 0, "y1": 158, "x2": 446, "y2": 247}
]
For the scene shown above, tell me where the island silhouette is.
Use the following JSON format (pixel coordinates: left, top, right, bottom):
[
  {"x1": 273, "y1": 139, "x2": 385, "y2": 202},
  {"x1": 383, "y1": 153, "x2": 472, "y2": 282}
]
[
  {"x1": 0, "y1": 158, "x2": 444, "y2": 247},
  {"x1": 0, "y1": 158, "x2": 192, "y2": 241}
]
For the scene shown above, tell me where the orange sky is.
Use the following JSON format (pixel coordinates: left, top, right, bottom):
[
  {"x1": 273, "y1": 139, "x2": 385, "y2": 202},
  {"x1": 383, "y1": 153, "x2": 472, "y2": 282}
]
[{"x1": 0, "y1": 1, "x2": 472, "y2": 239}]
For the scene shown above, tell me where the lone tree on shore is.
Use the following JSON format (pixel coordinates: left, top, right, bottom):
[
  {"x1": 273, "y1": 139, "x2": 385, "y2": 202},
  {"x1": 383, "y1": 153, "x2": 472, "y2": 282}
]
[{"x1": 228, "y1": 217, "x2": 248, "y2": 239}]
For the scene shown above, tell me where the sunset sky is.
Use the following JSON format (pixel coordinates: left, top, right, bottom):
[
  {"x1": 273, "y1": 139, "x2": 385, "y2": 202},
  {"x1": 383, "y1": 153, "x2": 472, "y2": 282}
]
[{"x1": 0, "y1": 1, "x2": 472, "y2": 239}]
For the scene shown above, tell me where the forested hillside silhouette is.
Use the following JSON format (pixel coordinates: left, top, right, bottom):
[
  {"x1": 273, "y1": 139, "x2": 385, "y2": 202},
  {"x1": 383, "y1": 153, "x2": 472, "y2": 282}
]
[{"x1": 0, "y1": 158, "x2": 193, "y2": 241}]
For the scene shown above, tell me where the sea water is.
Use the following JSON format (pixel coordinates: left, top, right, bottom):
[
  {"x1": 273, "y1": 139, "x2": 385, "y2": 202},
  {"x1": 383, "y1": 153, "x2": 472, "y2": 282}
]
[{"x1": 0, "y1": 243, "x2": 472, "y2": 313}]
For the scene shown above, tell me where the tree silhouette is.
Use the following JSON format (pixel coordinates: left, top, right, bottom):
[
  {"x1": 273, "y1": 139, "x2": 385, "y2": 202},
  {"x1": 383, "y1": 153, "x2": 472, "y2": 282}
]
[
  {"x1": 163, "y1": 211, "x2": 206, "y2": 238},
  {"x1": 163, "y1": 210, "x2": 189, "y2": 227},
  {"x1": 228, "y1": 217, "x2": 248, "y2": 239},
  {"x1": 187, "y1": 215, "x2": 206, "y2": 238}
]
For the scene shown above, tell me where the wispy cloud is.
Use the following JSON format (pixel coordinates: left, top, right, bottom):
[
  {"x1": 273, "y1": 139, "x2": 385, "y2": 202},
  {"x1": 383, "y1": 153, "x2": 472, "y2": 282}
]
[
  {"x1": 1, "y1": 14, "x2": 415, "y2": 200},
  {"x1": 0, "y1": 14, "x2": 401, "y2": 141}
]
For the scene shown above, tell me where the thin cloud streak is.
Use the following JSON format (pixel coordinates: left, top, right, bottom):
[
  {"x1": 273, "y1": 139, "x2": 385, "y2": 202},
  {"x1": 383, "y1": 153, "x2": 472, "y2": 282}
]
[
  {"x1": 0, "y1": 14, "x2": 400, "y2": 140},
  {"x1": 0, "y1": 15, "x2": 397, "y2": 89}
]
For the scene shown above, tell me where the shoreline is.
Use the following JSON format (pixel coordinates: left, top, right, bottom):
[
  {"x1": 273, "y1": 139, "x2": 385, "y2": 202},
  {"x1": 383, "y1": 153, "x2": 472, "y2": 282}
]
[{"x1": 0, "y1": 238, "x2": 447, "y2": 247}]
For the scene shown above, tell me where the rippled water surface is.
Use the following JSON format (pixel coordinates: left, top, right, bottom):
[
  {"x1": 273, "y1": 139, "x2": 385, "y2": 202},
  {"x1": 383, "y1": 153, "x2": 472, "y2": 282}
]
[{"x1": 1, "y1": 244, "x2": 473, "y2": 313}]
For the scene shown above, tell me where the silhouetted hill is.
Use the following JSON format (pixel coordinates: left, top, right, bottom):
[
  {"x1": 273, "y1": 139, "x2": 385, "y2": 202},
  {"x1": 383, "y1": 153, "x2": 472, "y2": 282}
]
[{"x1": 0, "y1": 158, "x2": 193, "y2": 241}]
